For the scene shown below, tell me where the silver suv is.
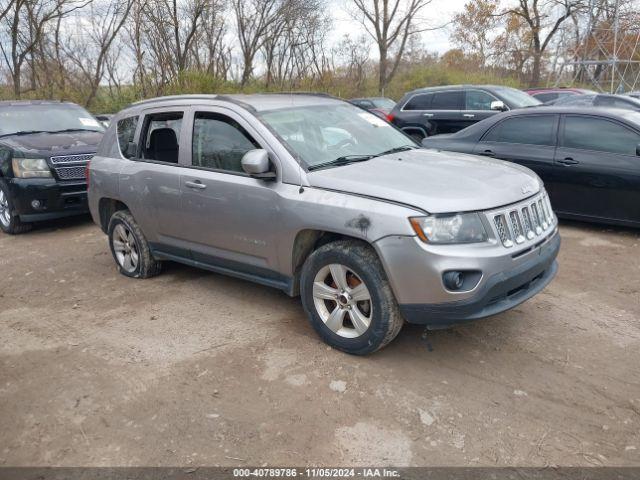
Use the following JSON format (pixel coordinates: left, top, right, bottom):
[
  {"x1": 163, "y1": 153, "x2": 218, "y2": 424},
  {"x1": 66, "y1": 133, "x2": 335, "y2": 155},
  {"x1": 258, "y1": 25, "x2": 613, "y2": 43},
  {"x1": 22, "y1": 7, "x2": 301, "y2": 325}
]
[{"x1": 88, "y1": 94, "x2": 560, "y2": 355}]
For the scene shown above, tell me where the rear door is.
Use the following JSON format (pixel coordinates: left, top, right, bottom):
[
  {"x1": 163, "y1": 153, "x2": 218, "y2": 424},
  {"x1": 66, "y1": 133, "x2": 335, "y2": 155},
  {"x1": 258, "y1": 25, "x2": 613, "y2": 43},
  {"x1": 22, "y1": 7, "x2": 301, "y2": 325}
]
[
  {"x1": 472, "y1": 114, "x2": 559, "y2": 192},
  {"x1": 428, "y1": 90, "x2": 465, "y2": 134},
  {"x1": 462, "y1": 89, "x2": 502, "y2": 130},
  {"x1": 397, "y1": 92, "x2": 434, "y2": 138},
  {"x1": 117, "y1": 106, "x2": 193, "y2": 256},
  {"x1": 553, "y1": 114, "x2": 640, "y2": 223}
]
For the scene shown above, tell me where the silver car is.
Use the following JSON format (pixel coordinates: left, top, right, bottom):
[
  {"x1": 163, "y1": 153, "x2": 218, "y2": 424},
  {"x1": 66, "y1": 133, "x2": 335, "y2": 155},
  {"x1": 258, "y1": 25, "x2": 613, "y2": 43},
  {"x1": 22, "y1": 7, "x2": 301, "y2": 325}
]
[{"x1": 87, "y1": 94, "x2": 560, "y2": 355}]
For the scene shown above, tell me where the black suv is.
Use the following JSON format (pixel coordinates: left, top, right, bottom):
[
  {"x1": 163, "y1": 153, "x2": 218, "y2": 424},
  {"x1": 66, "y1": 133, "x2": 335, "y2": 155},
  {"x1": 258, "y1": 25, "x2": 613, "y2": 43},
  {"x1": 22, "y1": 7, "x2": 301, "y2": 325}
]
[
  {"x1": 0, "y1": 100, "x2": 104, "y2": 234},
  {"x1": 388, "y1": 85, "x2": 541, "y2": 140}
]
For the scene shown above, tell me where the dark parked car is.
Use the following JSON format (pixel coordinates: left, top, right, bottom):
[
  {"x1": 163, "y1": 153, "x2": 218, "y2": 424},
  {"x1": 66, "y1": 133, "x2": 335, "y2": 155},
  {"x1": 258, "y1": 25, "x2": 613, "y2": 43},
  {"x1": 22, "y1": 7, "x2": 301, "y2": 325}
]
[
  {"x1": 349, "y1": 97, "x2": 396, "y2": 118},
  {"x1": 421, "y1": 107, "x2": 640, "y2": 227},
  {"x1": 551, "y1": 93, "x2": 640, "y2": 111},
  {"x1": 388, "y1": 85, "x2": 541, "y2": 141},
  {"x1": 627, "y1": 91, "x2": 640, "y2": 99},
  {"x1": 0, "y1": 100, "x2": 104, "y2": 234},
  {"x1": 524, "y1": 87, "x2": 595, "y2": 104}
]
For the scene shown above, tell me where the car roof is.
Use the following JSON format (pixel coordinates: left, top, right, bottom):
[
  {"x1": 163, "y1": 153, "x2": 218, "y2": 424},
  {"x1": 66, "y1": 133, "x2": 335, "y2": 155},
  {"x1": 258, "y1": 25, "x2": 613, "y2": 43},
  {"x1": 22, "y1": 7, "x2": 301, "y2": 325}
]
[
  {"x1": 405, "y1": 84, "x2": 512, "y2": 95},
  {"x1": 0, "y1": 99, "x2": 80, "y2": 107},
  {"x1": 494, "y1": 106, "x2": 640, "y2": 125},
  {"x1": 128, "y1": 93, "x2": 345, "y2": 113}
]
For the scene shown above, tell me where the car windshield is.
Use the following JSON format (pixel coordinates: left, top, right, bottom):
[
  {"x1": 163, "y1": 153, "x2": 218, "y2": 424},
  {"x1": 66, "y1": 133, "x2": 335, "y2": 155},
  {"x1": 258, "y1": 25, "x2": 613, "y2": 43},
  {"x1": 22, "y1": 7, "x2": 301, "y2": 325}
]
[
  {"x1": 495, "y1": 87, "x2": 542, "y2": 108},
  {"x1": 258, "y1": 103, "x2": 416, "y2": 169},
  {"x1": 0, "y1": 103, "x2": 104, "y2": 136},
  {"x1": 371, "y1": 98, "x2": 396, "y2": 109}
]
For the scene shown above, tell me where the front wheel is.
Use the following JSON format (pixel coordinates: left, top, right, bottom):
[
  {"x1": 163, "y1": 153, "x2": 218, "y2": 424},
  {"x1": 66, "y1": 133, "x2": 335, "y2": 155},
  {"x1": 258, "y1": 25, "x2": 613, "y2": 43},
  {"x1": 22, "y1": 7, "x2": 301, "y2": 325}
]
[
  {"x1": 300, "y1": 240, "x2": 404, "y2": 355},
  {"x1": 0, "y1": 182, "x2": 32, "y2": 235}
]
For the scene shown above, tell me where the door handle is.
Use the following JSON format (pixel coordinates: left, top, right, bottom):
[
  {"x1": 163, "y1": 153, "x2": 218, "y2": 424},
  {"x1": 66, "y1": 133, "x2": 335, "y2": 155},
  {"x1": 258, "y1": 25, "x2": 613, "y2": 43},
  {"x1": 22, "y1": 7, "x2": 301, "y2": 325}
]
[
  {"x1": 422, "y1": 113, "x2": 434, "y2": 117},
  {"x1": 185, "y1": 180, "x2": 207, "y2": 189},
  {"x1": 463, "y1": 114, "x2": 475, "y2": 118},
  {"x1": 480, "y1": 149, "x2": 495, "y2": 157},
  {"x1": 558, "y1": 157, "x2": 579, "y2": 166}
]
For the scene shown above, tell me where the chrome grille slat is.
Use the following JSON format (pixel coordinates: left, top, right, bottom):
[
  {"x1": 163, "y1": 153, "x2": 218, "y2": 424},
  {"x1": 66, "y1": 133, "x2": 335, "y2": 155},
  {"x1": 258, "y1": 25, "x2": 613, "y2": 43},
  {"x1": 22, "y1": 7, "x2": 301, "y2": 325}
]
[
  {"x1": 50, "y1": 153, "x2": 94, "y2": 165},
  {"x1": 488, "y1": 191, "x2": 555, "y2": 248}
]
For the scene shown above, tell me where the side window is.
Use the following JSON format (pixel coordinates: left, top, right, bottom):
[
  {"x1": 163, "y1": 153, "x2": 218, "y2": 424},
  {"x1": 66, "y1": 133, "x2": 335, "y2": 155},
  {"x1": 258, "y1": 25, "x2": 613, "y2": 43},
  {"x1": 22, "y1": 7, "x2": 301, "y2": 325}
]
[
  {"x1": 403, "y1": 93, "x2": 433, "y2": 110},
  {"x1": 192, "y1": 112, "x2": 260, "y2": 173},
  {"x1": 431, "y1": 91, "x2": 463, "y2": 110},
  {"x1": 116, "y1": 116, "x2": 139, "y2": 159},
  {"x1": 563, "y1": 116, "x2": 640, "y2": 155},
  {"x1": 484, "y1": 115, "x2": 556, "y2": 146},
  {"x1": 466, "y1": 90, "x2": 498, "y2": 110},
  {"x1": 141, "y1": 112, "x2": 183, "y2": 164}
]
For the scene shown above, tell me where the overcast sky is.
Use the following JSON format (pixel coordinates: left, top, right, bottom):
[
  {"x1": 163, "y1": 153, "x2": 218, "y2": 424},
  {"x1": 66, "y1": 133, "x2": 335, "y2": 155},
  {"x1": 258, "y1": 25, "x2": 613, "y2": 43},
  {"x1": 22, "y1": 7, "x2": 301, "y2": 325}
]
[{"x1": 331, "y1": 0, "x2": 467, "y2": 55}]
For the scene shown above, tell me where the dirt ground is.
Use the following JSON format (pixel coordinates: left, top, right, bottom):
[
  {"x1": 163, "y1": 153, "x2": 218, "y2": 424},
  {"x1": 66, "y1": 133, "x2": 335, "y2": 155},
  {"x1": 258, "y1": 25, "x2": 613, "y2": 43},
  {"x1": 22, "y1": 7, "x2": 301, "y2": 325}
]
[{"x1": 0, "y1": 216, "x2": 639, "y2": 467}]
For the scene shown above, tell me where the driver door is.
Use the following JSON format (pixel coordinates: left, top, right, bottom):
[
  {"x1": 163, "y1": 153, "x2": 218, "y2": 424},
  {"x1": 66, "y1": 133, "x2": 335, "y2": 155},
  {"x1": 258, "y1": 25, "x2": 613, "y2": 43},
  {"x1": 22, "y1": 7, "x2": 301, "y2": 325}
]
[{"x1": 179, "y1": 107, "x2": 283, "y2": 278}]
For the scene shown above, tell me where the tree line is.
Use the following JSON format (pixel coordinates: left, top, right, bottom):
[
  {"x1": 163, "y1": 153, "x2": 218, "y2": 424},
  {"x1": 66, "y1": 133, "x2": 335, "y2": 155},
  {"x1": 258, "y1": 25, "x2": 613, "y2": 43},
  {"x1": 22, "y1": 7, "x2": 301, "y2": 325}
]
[{"x1": 1, "y1": 0, "x2": 638, "y2": 112}]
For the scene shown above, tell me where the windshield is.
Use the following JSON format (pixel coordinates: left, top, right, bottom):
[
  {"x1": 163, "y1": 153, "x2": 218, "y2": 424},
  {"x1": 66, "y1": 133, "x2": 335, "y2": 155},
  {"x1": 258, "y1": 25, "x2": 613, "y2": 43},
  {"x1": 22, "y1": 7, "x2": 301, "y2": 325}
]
[
  {"x1": 372, "y1": 98, "x2": 396, "y2": 109},
  {"x1": 258, "y1": 103, "x2": 417, "y2": 169},
  {"x1": 0, "y1": 103, "x2": 104, "y2": 136},
  {"x1": 495, "y1": 87, "x2": 542, "y2": 108}
]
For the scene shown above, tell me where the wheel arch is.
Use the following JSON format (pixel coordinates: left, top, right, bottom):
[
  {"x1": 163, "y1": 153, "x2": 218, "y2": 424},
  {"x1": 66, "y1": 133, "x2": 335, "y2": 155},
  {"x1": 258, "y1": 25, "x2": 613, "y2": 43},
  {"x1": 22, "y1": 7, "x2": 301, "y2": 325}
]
[{"x1": 98, "y1": 197, "x2": 130, "y2": 234}]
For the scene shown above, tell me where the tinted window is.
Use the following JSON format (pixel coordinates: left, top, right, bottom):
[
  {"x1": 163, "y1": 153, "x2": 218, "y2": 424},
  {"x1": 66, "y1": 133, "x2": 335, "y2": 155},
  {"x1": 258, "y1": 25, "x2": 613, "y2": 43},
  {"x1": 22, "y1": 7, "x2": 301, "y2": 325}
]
[
  {"x1": 192, "y1": 112, "x2": 259, "y2": 173},
  {"x1": 484, "y1": 115, "x2": 556, "y2": 146},
  {"x1": 594, "y1": 96, "x2": 640, "y2": 110},
  {"x1": 431, "y1": 91, "x2": 463, "y2": 110},
  {"x1": 466, "y1": 90, "x2": 497, "y2": 110},
  {"x1": 563, "y1": 116, "x2": 640, "y2": 155},
  {"x1": 404, "y1": 93, "x2": 432, "y2": 110},
  {"x1": 116, "y1": 116, "x2": 138, "y2": 159},
  {"x1": 533, "y1": 92, "x2": 558, "y2": 103},
  {"x1": 141, "y1": 112, "x2": 183, "y2": 163}
]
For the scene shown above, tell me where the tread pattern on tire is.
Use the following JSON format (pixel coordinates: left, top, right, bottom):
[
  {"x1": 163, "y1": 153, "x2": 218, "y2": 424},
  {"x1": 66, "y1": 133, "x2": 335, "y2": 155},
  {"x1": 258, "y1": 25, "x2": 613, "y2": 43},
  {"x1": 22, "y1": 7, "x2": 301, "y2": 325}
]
[
  {"x1": 108, "y1": 210, "x2": 162, "y2": 279},
  {"x1": 300, "y1": 239, "x2": 404, "y2": 355}
]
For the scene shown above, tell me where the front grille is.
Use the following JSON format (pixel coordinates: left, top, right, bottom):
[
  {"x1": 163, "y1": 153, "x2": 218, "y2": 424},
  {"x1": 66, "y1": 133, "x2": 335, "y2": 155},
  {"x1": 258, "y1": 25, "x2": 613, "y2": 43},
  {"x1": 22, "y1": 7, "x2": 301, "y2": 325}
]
[
  {"x1": 489, "y1": 192, "x2": 555, "y2": 248},
  {"x1": 50, "y1": 153, "x2": 94, "y2": 165},
  {"x1": 49, "y1": 153, "x2": 93, "y2": 181},
  {"x1": 55, "y1": 165, "x2": 87, "y2": 180}
]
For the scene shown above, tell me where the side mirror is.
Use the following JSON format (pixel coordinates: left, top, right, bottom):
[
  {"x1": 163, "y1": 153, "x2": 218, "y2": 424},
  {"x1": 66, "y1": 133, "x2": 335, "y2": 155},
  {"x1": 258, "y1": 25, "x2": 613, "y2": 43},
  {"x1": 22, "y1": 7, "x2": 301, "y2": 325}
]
[
  {"x1": 637, "y1": 143, "x2": 640, "y2": 156},
  {"x1": 241, "y1": 149, "x2": 275, "y2": 179},
  {"x1": 490, "y1": 100, "x2": 507, "y2": 112}
]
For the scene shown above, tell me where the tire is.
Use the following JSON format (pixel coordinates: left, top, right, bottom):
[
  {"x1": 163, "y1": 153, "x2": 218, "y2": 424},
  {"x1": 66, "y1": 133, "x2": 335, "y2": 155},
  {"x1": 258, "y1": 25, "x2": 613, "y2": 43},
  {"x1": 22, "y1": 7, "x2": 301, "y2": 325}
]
[
  {"x1": 300, "y1": 240, "x2": 404, "y2": 355},
  {"x1": 107, "y1": 210, "x2": 161, "y2": 279},
  {"x1": 0, "y1": 181, "x2": 32, "y2": 235}
]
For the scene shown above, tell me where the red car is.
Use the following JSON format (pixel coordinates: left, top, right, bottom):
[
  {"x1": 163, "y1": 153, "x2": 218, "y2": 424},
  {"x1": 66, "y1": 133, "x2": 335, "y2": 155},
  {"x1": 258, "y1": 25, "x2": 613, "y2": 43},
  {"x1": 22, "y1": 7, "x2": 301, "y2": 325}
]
[{"x1": 524, "y1": 87, "x2": 596, "y2": 104}]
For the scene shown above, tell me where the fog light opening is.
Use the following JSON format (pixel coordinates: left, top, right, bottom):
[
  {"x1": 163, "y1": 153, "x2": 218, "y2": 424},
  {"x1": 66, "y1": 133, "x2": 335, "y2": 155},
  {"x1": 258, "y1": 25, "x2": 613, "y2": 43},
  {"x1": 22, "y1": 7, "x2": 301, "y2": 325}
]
[
  {"x1": 31, "y1": 199, "x2": 42, "y2": 210},
  {"x1": 443, "y1": 271, "x2": 464, "y2": 291}
]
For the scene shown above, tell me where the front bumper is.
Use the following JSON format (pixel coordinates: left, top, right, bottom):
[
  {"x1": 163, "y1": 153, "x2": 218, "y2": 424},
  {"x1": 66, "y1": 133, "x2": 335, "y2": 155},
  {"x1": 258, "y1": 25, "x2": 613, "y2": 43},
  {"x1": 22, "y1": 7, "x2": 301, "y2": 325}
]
[
  {"x1": 7, "y1": 178, "x2": 88, "y2": 222},
  {"x1": 375, "y1": 229, "x2": 560, "y2": 328}
]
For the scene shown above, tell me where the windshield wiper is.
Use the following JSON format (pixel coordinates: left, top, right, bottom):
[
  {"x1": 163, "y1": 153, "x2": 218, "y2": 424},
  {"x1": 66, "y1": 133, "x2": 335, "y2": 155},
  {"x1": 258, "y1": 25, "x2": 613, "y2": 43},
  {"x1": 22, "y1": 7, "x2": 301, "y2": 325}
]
[
  {"x1": 308, "y1": 155, "x2": 375, "y2": 171},
  {"x1": 47, "y1": 128, "x2": 104, "y2": 134},
  {"x1": 372, "y1": 145, "x2": 419, "y2": 157},
  {"x1": 0, "y1": 130, "x2": 49, "y2": 138}
]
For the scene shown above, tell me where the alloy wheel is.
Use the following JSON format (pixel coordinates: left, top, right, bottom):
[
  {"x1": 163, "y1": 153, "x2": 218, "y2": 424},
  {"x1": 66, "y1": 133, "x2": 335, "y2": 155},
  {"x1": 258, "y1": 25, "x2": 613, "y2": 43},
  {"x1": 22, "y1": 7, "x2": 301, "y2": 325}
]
[
  {"x1": 312, "y1": 263, "x2": 372, "y2": 338},
  {"x1": 112, "y1": 223, "x2": 139, "y2": 273},
  {"x1": 0, "y1": 189, "x2": 10, "y2": 227}
]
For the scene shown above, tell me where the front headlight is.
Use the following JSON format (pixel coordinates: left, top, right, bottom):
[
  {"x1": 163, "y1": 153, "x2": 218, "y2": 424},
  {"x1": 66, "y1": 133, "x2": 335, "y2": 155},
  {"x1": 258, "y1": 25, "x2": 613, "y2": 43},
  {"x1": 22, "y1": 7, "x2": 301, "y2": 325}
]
[
  {"x1": 12, "y1": 158, "x2": 52, "y2": 178},
  {"x1": 410, "y1": 213, "x2": 488, "y2": 244}
]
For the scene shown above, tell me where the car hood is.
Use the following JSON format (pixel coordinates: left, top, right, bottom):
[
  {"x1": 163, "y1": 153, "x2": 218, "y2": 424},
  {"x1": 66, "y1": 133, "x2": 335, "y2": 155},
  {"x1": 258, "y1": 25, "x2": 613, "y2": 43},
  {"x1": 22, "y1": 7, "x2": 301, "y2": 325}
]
[
  {"x1": 307, "y1": 149, "x2": 541, "y2": 214},
  {"x1": 0, "y1": 130, "x2": 103, "y2": 156}
]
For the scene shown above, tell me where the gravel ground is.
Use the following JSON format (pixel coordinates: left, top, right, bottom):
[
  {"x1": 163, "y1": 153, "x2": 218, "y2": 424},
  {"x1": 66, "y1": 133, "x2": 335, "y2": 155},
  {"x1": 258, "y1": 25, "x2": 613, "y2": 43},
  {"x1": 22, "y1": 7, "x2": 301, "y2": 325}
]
[{"x1": 0, "y1": 216, "x2": 639, "y2": 467}]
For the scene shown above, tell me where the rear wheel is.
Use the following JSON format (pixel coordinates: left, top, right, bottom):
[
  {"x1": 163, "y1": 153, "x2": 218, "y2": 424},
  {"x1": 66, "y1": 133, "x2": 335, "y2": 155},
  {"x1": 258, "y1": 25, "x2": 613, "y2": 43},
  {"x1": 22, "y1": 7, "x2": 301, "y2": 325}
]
[
  {"x1": 300, "y1": 240, "x2": 404, "y2": 355},
  {"x1": 108, "y1": 210, "x2": 161, "y2": 278},
  {"x1": 0, "y1": 182, "x2": 32, "y2": 235}
]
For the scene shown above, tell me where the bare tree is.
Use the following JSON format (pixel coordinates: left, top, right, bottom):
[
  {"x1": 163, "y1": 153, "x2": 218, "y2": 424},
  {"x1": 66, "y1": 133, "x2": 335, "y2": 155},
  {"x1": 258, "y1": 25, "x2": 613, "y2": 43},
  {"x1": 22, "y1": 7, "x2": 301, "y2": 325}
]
[
  {"x1": 351, "y1": 0, "x2": 432, "y2": 93},
  {"x1": 504, "y1": 0, "x2": 585, "y2": 86}
]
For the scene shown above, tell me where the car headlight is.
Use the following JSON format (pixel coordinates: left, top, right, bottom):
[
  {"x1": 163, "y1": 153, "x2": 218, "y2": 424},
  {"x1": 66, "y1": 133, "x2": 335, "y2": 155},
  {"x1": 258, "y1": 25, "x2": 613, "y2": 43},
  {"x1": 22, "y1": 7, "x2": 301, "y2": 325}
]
[
  {"x1": 12, "y1": 158, "x2": 52, "y2": 178},
  {"x1": 410, "y1": 213, "x2": 488, "y2": 244}
]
